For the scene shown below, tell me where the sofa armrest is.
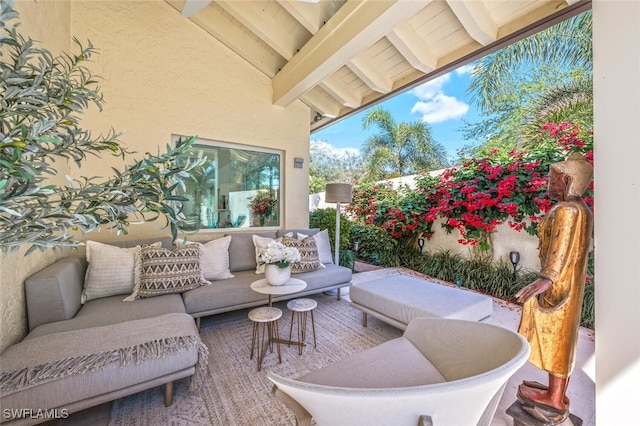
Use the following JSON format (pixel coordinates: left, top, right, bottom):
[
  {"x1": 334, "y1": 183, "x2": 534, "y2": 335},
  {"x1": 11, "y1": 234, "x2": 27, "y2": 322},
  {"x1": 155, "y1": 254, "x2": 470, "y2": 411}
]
[{"x1": 25, "y1": 257, "x2": 85, "y2": 331}]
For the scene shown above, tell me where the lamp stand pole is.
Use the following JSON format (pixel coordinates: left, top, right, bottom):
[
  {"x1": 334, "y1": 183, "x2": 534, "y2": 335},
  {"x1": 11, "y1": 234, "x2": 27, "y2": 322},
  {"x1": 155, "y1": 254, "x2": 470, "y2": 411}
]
[{"x1": 334, "y1": 202, "x2": 341, "y2": 265}]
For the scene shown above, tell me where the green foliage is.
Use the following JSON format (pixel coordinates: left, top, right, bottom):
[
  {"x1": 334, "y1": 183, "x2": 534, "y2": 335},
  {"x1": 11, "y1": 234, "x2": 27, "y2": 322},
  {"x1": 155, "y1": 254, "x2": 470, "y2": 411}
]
[
  {"x1": 348, "y1": 181, "x2": 435, "y2": 249},
  {"x1": 309, "y1": 206, "x2": 351, "y2": 252},
  {"x1": 463, "y1": 11, "x2": 592, "y2": 153},
  {"x1": 0, "y1": 3, "x2": 204, "y2": 254},
  {"x1": 349, "y1": 223, "x2": 398, "y2": 266},
  {"x1": 309, "y1": 140, "x2": 363, "y2": 188},
  {"x1": 360, "y1": 108, "x2": 449, "y2": 182},
  {"x1": 309, "y1": 174, "x2": 327, "y2": 195}
]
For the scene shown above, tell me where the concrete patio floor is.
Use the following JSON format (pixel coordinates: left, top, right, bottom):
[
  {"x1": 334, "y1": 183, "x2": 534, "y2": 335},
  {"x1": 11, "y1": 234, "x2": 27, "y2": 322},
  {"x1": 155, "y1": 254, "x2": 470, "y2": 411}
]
[{"x1": 349, "y1": 266, "x2": 596, "y2": 426}]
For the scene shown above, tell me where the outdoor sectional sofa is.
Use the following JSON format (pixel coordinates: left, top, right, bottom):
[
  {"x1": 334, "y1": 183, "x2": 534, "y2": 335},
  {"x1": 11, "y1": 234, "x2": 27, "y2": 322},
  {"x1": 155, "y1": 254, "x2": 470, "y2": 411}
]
[{"x1": 0, "y1": 228, "x2": 352, "y2": 425}]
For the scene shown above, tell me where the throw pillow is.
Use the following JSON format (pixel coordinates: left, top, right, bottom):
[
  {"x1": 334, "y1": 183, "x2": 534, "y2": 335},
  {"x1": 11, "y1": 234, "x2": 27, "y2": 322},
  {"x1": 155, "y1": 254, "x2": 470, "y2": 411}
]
[
  {"x1": 252, "y1": 235, "x2": 274, "y2": 274},
  {"x1": 298, "y1": 229, "x2": 333, "y2": 265},
  {"x1": 280, "y1": 235, "x2": 324, "y2": 273},
  {"x1": 82, "y1": 240, "x2": 161, "y2": 304},
  {"x1": 252, "y1": 233, "x2": 292, "y2": 274},
  {"x1": 124, "y1": 244, "x2": 211, "y2": 301},
  {"x1": 174, "y1": 236, "x2": 234, "y2": 281}
]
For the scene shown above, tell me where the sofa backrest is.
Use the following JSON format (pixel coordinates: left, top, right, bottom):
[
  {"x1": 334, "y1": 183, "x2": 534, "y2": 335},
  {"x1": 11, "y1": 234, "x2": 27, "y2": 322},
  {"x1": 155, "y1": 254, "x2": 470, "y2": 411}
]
[
  {"x1": 24, "y1": 236, "x2": 174, "y2": 331},
  {"x1": 226, "y1": 231, "x2": 277, "y2": 272},
  {"x1": 276, "y1": 228, "x2": 320, "y2": 238},
  {"x1": 25, "y1": 257, "x2": 86, "y2": 331}
]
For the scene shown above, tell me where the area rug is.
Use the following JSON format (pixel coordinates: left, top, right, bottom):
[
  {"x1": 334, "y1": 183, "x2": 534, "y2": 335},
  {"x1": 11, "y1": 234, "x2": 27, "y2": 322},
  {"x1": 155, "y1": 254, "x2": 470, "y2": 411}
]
[{"x1": 109, "y1": 294, "x2": 402, "y2": 425}]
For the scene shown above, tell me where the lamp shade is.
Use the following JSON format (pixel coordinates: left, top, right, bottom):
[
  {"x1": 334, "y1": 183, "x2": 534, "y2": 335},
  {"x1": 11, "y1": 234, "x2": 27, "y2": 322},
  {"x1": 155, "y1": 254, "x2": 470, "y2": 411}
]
[{"x1": 325, "y1": 183, "x2": 352, "y2": 203}]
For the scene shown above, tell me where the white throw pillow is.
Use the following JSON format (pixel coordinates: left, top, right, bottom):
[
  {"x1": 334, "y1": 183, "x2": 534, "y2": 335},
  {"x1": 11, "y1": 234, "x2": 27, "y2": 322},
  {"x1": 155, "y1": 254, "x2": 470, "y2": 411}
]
[
  {"x1": 174, "y1": 236, "x2": 234, "y2": 281},
  {"x1": 252, "y1": 233, "x2": 293, "y2": 274},
  {"x1": 298, "y1": 229, "x2": 333, "y2": 265},
  {"x1": 82, "y1": 240, "x2": 160, "y2": 304},
  {"x1": 252, "y1": 235, "x2": 274, "y2": 274}
]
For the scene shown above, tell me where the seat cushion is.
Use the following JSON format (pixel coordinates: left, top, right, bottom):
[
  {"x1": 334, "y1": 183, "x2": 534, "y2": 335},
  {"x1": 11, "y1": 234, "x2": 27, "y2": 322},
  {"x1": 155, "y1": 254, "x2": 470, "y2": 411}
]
[
  {"x1": 299, "y1": 336, "x2": 446, "y2": 388},
  {"x1": 25, "y1": 294, "x2": 186, "y2": 339},
  {"x1": 350, "y1": 275, "x2": 492, "y2": 325},
  {"x1": 1, "y1": 314, "x2": 201, "y2": 418}
]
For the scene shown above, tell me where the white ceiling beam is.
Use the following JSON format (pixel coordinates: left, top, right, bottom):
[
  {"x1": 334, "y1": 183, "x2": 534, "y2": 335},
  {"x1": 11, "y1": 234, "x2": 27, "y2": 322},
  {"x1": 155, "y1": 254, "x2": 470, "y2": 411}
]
[
  {"x1": 175, "y1": 1, "x2": 283, "y2": 77},
  {"x1": 386, "y1": 22, "x2": 437, "y2": 74},
  {"x1": 276, "y1": 0, "x2": 322, "y2": 34},
  {"x1": 318, "y1": 76, "x2": 361, "y2": 108},
  {"x1": 346, "y1": 57, "x2": 392, "y2": 94},
  {"x1": 272, "y1": 0, "x2": 432, "y2": 107},
  {"x1": 216, "y1": 0, "x2": 299, "y2": 59},
  {"x1": 301, "y1": 90, "x2": 342, "y2": 119},
  {"x1": 180, "y1": 0, "x2": 212, "y2": 17},
  {"x1": 446, "y1": 0, "x2": 497, "y2": 46}
]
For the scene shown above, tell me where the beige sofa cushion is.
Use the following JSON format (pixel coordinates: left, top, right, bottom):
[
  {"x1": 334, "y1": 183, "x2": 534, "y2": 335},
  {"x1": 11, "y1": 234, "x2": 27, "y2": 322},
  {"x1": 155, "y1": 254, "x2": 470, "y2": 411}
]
[
  {"x1": 175, "y1": 236, "x2": 234, "y2": 281},
  {"x1": 82, "y1": 240, "x2": 161, "y2": 304},
  {"x1": 299, "y1": 336, "x2": 445, "y2": 388}
]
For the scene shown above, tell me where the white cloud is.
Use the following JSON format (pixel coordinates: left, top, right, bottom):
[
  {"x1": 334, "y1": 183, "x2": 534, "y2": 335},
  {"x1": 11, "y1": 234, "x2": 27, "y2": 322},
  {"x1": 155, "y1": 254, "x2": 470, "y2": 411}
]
[
  {"x1": 411, "y1": 94, "x2": 469, "y2": 124},
  {"x1": 455, "y1": 64, "x2": 475, "y2": 75},
  {"x1": 411, "y1": 74, "x2": 450, "y2": 100},
  {"x1": 310, "y1": 140, "x2": 360, "y2": 159},
  {"x1": 409, "y1": 74, "x2": 469, "y2": 124}
]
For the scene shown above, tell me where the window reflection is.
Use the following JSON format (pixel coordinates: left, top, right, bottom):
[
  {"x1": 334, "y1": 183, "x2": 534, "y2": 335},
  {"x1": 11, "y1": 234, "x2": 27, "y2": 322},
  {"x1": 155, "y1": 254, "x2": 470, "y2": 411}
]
[{"x1": 176, "y1": 138, "x2": 281, "y2": 230}]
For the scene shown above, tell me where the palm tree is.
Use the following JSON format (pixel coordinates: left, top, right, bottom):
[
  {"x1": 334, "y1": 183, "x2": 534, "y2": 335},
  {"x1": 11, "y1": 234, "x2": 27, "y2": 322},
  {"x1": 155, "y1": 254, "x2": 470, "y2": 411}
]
[
  {"x1": 468, "y1": 11, "x2": 592, "y2": 114},
  {"x1": 361, "y1": 108, "x2": 448, "y2": 181},
  {"x1": 523, "y1": 76, "x2": 593, "y2": 142}
]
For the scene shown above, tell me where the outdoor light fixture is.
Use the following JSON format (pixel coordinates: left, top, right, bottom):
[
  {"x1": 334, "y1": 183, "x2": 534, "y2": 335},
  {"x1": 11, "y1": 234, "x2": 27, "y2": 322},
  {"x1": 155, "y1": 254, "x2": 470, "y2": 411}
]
[
  {"x1": 418, "y1": 236, "x2": 425, "y2": 251},
  {"x1": 352, "y1": 241, "x2": 360, "y2": 272},
  {"x1": 293, "y1": 157, "x2": 304, "y2": 168},
  {"x1": 325, "y1": 183, "x2": 352, "y2": 265},
  {"x1": 510, "y1": 251, "x2": 520, "y2": 283}
]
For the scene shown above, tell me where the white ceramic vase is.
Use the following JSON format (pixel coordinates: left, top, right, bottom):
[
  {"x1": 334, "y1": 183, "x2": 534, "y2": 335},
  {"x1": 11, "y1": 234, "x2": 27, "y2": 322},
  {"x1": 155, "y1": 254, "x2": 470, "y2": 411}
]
[{"x1": 265, "y1": 264, "x2": 291, "y2": 286}]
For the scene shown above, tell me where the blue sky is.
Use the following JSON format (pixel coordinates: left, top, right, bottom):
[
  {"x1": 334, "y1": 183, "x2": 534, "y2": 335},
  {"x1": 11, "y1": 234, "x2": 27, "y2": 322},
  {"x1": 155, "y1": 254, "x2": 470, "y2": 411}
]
[{"x1": 311, "y1": 63, "x2": 482, "y2": 161}]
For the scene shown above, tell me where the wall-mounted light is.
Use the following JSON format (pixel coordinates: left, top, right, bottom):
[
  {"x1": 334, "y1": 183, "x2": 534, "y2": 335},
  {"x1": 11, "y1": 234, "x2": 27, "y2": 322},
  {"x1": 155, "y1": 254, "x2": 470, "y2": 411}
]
[{"x1": 294, "y1": 157, "x2": 304, "y2": 169}]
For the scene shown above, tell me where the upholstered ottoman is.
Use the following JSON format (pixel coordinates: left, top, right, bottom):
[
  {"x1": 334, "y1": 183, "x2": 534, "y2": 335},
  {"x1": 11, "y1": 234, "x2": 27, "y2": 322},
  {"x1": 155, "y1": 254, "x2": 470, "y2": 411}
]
[{"x1": 350, "y1": 275, "x2": 493, "y2": 329}]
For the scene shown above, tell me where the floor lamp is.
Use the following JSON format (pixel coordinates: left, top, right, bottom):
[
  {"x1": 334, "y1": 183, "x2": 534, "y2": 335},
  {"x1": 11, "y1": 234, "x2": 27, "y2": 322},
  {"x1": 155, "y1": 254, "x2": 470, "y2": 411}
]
[{"x1": 325, "y1": 183, "x2": 353, "y2": 266}]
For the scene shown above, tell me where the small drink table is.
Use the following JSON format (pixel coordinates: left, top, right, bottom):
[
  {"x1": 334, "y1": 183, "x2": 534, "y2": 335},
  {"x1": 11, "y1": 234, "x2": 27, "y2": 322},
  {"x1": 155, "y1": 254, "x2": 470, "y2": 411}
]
[{"x1": 250, "y1": 278, "x2": 307, "y2": 307}]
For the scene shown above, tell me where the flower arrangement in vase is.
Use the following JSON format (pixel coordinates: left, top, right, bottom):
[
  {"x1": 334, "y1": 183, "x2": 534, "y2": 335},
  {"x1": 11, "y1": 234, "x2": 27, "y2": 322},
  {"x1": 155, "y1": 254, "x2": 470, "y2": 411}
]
[
  {"x1": 259, "y1": 241, "x2": 301, "y2": 285},
  {"x1": 249, "y1": 191, "x2": 277, "y2": 226}
]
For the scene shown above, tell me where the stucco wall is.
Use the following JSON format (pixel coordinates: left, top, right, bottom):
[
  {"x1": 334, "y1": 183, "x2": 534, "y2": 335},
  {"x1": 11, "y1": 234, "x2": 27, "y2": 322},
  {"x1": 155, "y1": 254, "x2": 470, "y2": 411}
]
[
  {"x1": 1, "y1": 0, "x2": 310, "y2": 352},
  {"x1": 0, "y1": 0, "x2": 73, "y2": 352}
]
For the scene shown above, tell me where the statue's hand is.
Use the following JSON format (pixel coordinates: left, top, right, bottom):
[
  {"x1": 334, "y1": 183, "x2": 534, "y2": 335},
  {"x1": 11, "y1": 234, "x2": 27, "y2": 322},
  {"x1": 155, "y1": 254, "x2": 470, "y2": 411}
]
[{"x1": 515, "y1": 278, "x2": 552, "y2": 303}]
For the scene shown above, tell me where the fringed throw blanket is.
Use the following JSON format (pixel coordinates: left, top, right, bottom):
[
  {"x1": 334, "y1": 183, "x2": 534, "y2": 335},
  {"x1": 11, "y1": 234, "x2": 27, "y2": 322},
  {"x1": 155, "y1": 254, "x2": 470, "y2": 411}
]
[{"x1": 0, "y1": 313, "x2": 208, "y2": 396}]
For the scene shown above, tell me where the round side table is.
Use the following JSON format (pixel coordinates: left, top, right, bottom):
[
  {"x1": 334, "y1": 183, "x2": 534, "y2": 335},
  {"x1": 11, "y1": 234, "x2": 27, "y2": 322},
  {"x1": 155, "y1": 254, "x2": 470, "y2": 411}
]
[
  {"x1": 248, "y1": 306, "x2": 282, "y2": 371},
  {"x1": 287, "y1": 298, "x2": 318, "y2": 355}
]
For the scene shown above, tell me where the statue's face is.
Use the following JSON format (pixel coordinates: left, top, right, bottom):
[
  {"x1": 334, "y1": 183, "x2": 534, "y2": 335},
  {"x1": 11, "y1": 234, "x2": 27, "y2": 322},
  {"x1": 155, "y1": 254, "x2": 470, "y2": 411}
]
[{"x1": 547, "y1": 169, "x2": 567, "y2": 201}]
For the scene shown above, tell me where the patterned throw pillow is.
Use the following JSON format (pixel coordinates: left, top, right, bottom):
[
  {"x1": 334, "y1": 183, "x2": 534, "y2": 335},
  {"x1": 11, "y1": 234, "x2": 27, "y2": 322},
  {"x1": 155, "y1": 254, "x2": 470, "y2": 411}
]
[
  {"x1": 298, "y1": 230, "x2": 333, "y2": 265},
  {"x1": 279, "y1": 236, "x2": 324, "y2": 273},
  {"x1": 124, "y1": 244, "x2": 211, "y2": 301}
]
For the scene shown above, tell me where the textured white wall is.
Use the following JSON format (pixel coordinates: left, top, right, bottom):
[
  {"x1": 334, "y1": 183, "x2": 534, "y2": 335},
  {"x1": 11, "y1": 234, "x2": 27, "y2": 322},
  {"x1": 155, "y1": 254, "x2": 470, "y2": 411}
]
[
  {"x1": 593, "y1": 1, "x2": 640, "y2": 422},
  {"x1": 0, "y1": 0, "x2": 73, "y2": 352}
]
